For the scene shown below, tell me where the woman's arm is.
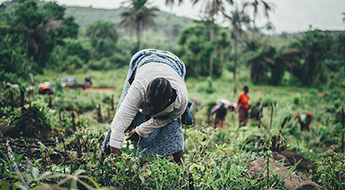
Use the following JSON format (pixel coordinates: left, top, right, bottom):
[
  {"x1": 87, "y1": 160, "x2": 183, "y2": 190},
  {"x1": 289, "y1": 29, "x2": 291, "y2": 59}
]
[
  {"x1": 135, "y1": 98, "x2": 187, "y2": 137},
  {"x1": 135, "y1": 115, "x2": 178, "y2": 137},
  {"x1": 109, "y1": 81, "x2": 145, "y2": 149}
]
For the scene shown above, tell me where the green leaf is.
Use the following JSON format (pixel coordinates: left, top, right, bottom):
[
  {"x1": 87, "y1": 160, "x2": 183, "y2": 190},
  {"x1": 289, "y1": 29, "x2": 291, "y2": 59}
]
[
  {"x1": 32, "y1": 167, "x2": 39, "y2": 180},
  {"x1": 121, "y1": 175, "x2": 129, "y2": 179},
  {"x1": 77, "y1": 179, "x2": 94, "y2": 190},
  {"x1": 139, "y1": 175, "x2": 145, "y2": 183},
  {"x1": 37, "y1": 171, "x2": 53, "y2": 181},
  {"x1": 280, "y1": 159, "x2": 301, "y2": 182},
  {"x1": 87, "y1": 177, "x2": 100, "y2": 189},
  {"x1": 0, "y1": 180, "x2": 11, "y2": 190},
  {"x1": 72, "y1": 169, "x2": 85, "y2": 177},
  {"x1": 189, "y1": 163, "x2": 200, "y2": 171}
]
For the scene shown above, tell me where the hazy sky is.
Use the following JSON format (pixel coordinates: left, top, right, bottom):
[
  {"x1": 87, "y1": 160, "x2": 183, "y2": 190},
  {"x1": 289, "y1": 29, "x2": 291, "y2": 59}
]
[{"x1": 1, "y1": 0, "x2": 344, "y2": 33}]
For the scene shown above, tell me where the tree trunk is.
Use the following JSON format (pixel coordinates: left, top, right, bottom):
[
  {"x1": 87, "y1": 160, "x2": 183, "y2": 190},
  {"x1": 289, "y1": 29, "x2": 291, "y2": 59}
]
[
  {"x1": 138, "y1": 21, "x2": 143, "y2": 50},
  {"x1": 9, "y1": 90, "x2": 14, "y2": 112},
  {"x1": 219, "y1": 46, "x2": 224, "y2": 70},
  {"x1": 341, "y1": 108, "x2": 345, "y2": 153},
  {"x1": 233, "y1": 38, "x2": 238, "y2": 96},
  {"x1": 209, "y1": 3, "x2": 216, "y2": 77},
  {"x1": 137, "y1": 22, "x2": 141, "y2": 51},
  {"x1": 209, "y1": 20, "x2": 215, "y2": 77},
  {"x1": 111, "y1": 95, "x2": 114, "y2": 111},
  {"x1": 252, "y1": 14, "x2": 256, "y2": 40},
  {"x1": 25, "y1": 39, "x2": 30, "y2": 63},
  {"x1": 20, "y1": 88, "x2": 24, "y2": 109}
]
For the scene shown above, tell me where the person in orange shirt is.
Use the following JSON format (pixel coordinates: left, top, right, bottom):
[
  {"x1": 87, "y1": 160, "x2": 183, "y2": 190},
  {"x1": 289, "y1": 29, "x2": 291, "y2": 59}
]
[{"x1": 237, "y1": 86, "x2": 250, "y2": 126}]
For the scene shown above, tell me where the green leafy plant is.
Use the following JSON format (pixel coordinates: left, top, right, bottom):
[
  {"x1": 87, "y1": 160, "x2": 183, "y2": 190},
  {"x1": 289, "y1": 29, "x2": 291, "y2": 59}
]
[{"x1": 312, "y1": 146, "x2": 345, "y2": 189}]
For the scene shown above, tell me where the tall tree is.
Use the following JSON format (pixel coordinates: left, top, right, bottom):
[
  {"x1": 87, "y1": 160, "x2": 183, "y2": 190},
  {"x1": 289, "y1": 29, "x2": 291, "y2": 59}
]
[
  {"x1": 86, "y1": 20, "x2": 118, "y2": 41},
  {"x1": 226, "y1": 4, "x2": 250, "y2": 94},
  {"x1": 242, "y1": 39, "x2": 273, "y2": 84},
  {"x1": 337, "y1": 31, "x2": 345, "y2": 59},
  {"x1": 165, "y1": 0, "x2": 184, "y2": 7},
  {"x1": 192, "y1": 0, "x2": 234, "y2": 77},
  {"x1": 5, "y1": 0, "x2": 79, "y2": 72},
  {"x1": 120, "y1": 0, "x2": 159, "y2": 51},
  {"x1": 178, "y1": 24, "x2": 215, "y2": 78},
  {"x1": 0, "y1": 32, "x2": 30, "y2": 84},
  {"x1": 289, "y1": 30, "x2": 335, "y2": 86},
  {"x1": 243, "y1": 0, "x2": 274, "y2": 38},
  {"x1": 215, "y1": 29, "x2": 231, "y2": 70},
  {"x1": 269, "y1": 46, "x2": 299, "y2": 85},
  {"x1": 86, "y1": 20, "x2": 119, "y2": 59}
]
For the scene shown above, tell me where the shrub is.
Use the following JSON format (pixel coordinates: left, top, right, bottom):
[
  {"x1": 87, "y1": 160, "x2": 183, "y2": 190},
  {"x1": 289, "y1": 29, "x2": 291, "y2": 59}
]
[
  {"x1": 196, "y1": 77, "x2": 216, "y2": 94},
  {"x1": 1, "y1": 98, "x2": 56, "y2": 138},
  {"x1": 293, "y1": 94, "x2": 301, "y2": 105},
  {"x1": 312, "y1": 146, "x2": 345, "y2": 189}
]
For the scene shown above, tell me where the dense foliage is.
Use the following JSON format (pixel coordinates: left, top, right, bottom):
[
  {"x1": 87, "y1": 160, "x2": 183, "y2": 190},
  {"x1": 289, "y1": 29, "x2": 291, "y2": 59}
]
[
  {"x1": 0, "y1": 1, "x2": 345, "y2": 188},
  {"x1": 1, "y1": 0, "x2": 344, "y2": 87},
  {"x1": 1, "y1": 72, "x2": 345, "y2": 189}
]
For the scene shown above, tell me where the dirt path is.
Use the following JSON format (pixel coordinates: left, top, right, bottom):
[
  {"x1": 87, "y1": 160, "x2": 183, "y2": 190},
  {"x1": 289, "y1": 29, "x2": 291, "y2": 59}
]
[{"x1": 83, "y1": 88, "x2": 116, "y2": 92}]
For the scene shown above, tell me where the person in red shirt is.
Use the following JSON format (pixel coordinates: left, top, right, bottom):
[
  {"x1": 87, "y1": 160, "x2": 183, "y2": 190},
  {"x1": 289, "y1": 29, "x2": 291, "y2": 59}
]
[{"x1": 237, "y1": 86, "x2": 250, "y2": 126}]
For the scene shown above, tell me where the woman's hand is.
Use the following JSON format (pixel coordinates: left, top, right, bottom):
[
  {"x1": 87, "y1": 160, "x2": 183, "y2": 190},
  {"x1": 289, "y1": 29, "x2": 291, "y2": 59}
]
[
  {"x1": 110, "y1": 146, "x2": 121, "y2": 157},
  {"x1": 126, "y1": 129, "x2": 139, "y2": 141}
]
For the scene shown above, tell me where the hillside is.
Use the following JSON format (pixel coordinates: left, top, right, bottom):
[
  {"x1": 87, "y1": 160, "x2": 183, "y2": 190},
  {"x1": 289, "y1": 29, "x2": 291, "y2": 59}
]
[{"x1": 65, "y1": 6, "x2": 195, "y2": 44}]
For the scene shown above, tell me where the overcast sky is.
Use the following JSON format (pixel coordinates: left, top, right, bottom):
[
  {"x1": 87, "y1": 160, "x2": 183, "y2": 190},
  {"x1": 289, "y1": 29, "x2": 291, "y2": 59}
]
[{"x1": 1, "y1": 0, "x2": 344, "y2": 33}]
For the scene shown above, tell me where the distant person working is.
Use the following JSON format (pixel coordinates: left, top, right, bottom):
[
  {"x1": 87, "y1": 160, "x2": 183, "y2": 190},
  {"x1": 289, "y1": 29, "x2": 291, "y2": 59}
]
[
  {"x1": 212, "y1": 99, "x2": 230, "y2": 129},
  {"x1": 238, "y1": 86, "x2": 250, "y2": 126}
]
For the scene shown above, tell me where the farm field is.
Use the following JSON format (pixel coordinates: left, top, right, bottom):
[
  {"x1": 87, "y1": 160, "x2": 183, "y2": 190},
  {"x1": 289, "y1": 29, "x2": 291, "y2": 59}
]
[
  {"x1": 1, "y1": 0, "x2": 345, "y2": 189},
  {"x1": 1, "y1": 68, "x2": 344, "y2": 189}
]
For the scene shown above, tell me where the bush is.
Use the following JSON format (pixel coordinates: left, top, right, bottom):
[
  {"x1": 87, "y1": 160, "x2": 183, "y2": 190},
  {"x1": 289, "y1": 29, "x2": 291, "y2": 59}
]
[
  {"x1": 293, "y1": 94, "x2": 301, "y2": 105},
  {"x1": 65, "y1": 55, "x2": 84, "y2": 71},
  {"x1": 88, "y1": 58, "x2": 109, "y2": 70},
  {"x1": 312, "y1": 147, "x2": 345, "y2": 189},
  {"x1": 1, "y1": 98, "x2": 56, "y2": 138},
  {"x1": 196, "y1": 77, "x2": 216, "y2": 94},
  {"x1": 333, "y1": 98, "x2": 342, "y2": 109}
]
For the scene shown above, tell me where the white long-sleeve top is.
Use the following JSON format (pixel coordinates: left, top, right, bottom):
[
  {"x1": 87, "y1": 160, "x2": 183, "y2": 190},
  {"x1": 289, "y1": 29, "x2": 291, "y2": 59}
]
[{"x1": 109, "y1": 62, "x2": 188, "y2": 149}]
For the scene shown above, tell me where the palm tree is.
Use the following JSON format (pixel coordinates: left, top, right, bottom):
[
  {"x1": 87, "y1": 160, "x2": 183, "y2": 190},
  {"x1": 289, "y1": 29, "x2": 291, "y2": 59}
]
[
  {"x1": 11, "y1": 0, "x2": 64, "y2": 69},
  {"x1": 86, "y1": 20, "x2": 118, "y2": 42},
  {"x1": 164, "y1": 0, "x2": 184, "y2": 40},
  {"x1": 270, "y1": 46, "x2": 299, "y2": 85},
  {"x1": 192, "y1": 0, "x2": 234, "y2": 77},
  {"x1": 242, "y1": 36, "x2": 302, "y2": 85},
  {"x1": 242, "y1": 39, "x2": 274, "y2": 84},
  {"x1": 12, "y1": 17, "x2": 64, "y2": 56},
  {"x1": 215, "y1": 29, "x2": 231, "y2": 69},
  {"x1": 226, "y1": 5, "x2": 250, "y2": 94},
  {"x1": 86, "y1": 20, "x2": 119, "y2": 59},
  {"x1": 165, "y1": 0, "x2": 184, "y2": 7},
  {"x1": 337, "y1": 31, "x2": 345, "y2": 59},
  {"x1": 243, "y1": 0, "x2": 275, "y2": 38},
  {"x1": 120, "y1": 0, "x2": 159, "y2": 51},
  {"x1": 288, "y1": 30, "x2": 334, "y2": 85}
]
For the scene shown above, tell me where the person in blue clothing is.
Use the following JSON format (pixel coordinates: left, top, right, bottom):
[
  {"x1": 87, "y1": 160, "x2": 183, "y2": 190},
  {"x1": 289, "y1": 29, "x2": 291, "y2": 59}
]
[{"x1": 102, "y1": 49, "x2": 193, "y2": 164}]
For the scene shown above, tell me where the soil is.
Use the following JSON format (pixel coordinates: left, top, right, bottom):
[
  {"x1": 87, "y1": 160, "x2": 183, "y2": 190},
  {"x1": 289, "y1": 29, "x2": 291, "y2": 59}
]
[
  {"x1": 247, "y1": 157, "x2": 325, "y2": 190},
  {"x1": 1, "y1": 137, "x2": 71, "y2": 167},
  {"x1": 83, "y1": 88, "x2": 116, "y2": 92}
]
